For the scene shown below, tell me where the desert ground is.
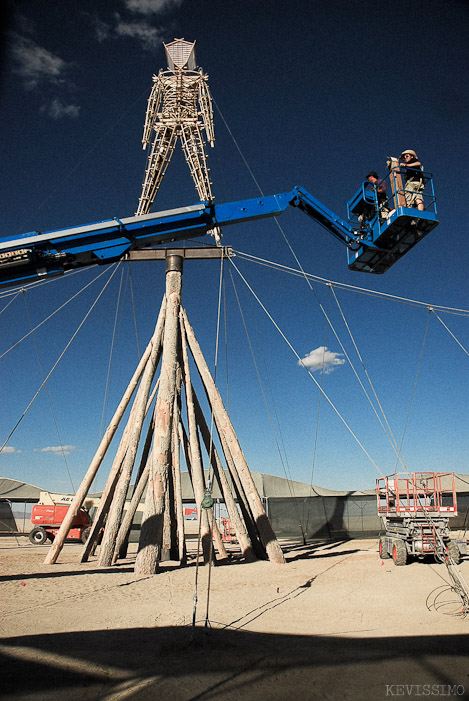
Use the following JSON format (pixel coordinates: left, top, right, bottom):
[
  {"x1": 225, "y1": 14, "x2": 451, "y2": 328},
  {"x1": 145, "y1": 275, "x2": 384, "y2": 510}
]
[{"x1": 1, "y1": 535, "x2": 468, "y2": 700}]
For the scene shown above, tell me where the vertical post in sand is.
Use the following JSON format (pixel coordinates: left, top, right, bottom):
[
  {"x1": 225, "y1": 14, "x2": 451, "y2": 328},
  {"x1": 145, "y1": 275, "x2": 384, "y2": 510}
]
[
  {"x1": 181, "y1": 307, "x2": 286, "y2": 565},
  {"x1": 44, "y1": 318, "x2": 164, "y2": 566},
  {"x1": 134, "y1": 255, "x2": 182, "y2": 575}
]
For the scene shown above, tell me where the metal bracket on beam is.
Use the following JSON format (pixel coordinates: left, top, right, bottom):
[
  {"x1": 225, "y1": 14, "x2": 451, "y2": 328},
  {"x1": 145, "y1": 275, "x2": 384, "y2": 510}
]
[{"x1": 124, "y1": 246, "x2": 233, "y2": 261}]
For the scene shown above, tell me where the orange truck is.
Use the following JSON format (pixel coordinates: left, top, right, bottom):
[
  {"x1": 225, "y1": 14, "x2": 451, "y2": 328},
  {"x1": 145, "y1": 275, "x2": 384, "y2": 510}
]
[{"x1": 29, "y1": 503, "x2": 91, "y2": 545}]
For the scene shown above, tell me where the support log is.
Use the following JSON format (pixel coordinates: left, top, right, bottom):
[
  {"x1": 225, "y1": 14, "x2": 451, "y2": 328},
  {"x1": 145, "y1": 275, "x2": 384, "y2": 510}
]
[
  {"x1": 192, "y1": 389, "x2": 256, "y2": 562},
  {"x1": 134, "y1": 256, "x2": 182, "y2": 575},
  {"x1": 112, "y1": 409, "x2": 156, "y2": 564},
  {"x1": 213, "y1": 412, "x2": 266, "y2": 560},
  {"x1": 116, "y1": 382, "x2": 159, "y2": 561},
  {"x1": 181, "y1": 307, "x2": 285, "y2": 565},
  {"x1": 179, "y1": 315, "x2": 218, "y2": 563},
  {"x1": 99, "y1": 300, "x2": 165, "y2": 567},
  {"x1": 44, "y1": 311, "x2": 165, "y2": 566},
  {"x1": 81, "y1": 314, "x2": 165, "y2": 564},
  {"x1": 171, "y1": 385, "x2": 186, "y2": 564}
]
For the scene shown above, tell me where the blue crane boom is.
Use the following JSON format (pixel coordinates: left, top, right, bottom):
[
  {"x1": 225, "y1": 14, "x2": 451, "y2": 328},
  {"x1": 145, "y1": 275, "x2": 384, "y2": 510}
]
[{"x1": 0, "y1": 171, "x2": 438, "y2": 288}]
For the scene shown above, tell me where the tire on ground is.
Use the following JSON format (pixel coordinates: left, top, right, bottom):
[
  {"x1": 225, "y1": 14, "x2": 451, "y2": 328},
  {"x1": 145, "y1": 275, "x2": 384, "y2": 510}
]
[
  {"x1": 379, "y1": 536, "x2": 390, "y2": 559},
  {"x1": 28, "y1": 527, "x2": 48, "y2": 545},
  {"x1": 392, "y1": 539, "x2": 407, "y2": 566}
]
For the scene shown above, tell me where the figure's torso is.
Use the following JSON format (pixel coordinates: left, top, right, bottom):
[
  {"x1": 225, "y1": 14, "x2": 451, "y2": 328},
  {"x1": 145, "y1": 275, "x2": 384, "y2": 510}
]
[{"x1": 158, "y1": 70, "x2": 202, "y2": 124}]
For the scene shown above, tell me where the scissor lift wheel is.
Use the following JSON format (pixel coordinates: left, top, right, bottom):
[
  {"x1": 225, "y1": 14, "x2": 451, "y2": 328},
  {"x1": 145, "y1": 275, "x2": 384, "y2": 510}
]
[
  {"x1": 392, "y1": 539, "x2": 407, "y2": 566},
  {"x1": 379, "y1": 536, "x2": 390, "y2": 559}
]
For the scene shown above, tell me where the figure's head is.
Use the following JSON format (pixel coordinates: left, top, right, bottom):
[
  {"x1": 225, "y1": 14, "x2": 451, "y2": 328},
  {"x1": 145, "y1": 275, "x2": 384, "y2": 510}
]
[
  {"x1": 164, "y1": 38, "x2": 197, "y2": 70},
  {"x1": 400, "y1": 149, "x2": 418, "y2": 161},
  {"x1": 366, "y1": 171, "x2": 379, "y2": 182}
]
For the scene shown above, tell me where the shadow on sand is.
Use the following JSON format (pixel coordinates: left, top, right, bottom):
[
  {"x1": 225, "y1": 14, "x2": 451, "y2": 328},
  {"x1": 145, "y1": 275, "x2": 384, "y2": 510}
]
[{"x1": 1, "y1": 625, "x2": 468, "y2": 700}]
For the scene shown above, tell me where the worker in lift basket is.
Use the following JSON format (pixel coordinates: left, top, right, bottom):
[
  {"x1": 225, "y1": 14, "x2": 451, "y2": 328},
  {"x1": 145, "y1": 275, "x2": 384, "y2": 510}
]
[
  {"x1": 358, "y1": 171, "x2": 388, "y2": 233},
  {"x1": 366, "y1": 171, "x2": 388, "y2": 217},
  {"x1": 399, "y1": 149, "x2": 425, "y2": 211}
]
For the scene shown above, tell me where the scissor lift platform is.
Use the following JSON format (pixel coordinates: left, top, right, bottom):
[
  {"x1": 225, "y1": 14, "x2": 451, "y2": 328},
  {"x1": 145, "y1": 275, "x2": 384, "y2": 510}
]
[{"x1": 376, "y1": 472, "x2": 466, "y2": 565}]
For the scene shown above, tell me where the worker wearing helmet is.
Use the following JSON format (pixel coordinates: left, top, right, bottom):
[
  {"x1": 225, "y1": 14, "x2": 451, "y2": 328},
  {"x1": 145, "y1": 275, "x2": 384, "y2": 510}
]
[{"x1": 399, "y1": 150, "x2": 425, "y2": 211}]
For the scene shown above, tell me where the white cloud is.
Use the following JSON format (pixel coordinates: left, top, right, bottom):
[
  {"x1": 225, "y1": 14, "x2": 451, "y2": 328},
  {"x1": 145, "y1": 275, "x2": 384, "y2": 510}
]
[
  {"x1": 298, "y1": 346, "x2": 346, "y2": 374},
  {"x1": 114, "y1": 18, "x2": 164, "y2": 50},
  {"x1": 88, "y1": 1, "x2": 185, "y2": 50},
  {"x1": 36, "y1": 446, "x2": 76, "y2": 456},
  {"x1": 0, "y1": 446, "x2": 22, "y2": 454},
  {"x1": 123, "y1": 0, "x2": 184, "y2": 15},
  {"x1": 10, "y1": 33, "x2": 68, "y2": 90},
  {"x1": 42, "y1": 98, "x2": 81, "y2": 120},
  {"x1": 92, "y1": 16, "x2": 113, "y2": 43},
  {"x1": 9, "y1": 31, "x2": 81, "y2": 119}
]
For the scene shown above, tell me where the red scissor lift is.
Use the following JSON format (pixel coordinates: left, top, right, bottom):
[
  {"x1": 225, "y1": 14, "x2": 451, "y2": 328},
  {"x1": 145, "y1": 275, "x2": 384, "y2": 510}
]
[{"x1": 376, "y1": 472, "x2": 464, "y2": 566}]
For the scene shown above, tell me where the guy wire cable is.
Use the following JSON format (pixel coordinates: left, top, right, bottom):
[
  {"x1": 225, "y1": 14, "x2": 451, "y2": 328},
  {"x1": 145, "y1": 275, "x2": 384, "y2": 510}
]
[
  {"x1": 229, "y1": 256, "x2": 386, "y2": 479},
  {"x1": 306, "y1": 290, "x2": 331, "y2": 540},
  {"x1": 393, "y1": 309, "x2": 431, "y2": 471},
  {"x1": 22, "y1": 290, "x2": 76, "y2": 493},
  {"x1": 99, "y1": 263, "x2": 127, "y2": 441},
  {"x1": 233, "y1": 250, "x2": 469, "y2": 316},
  {"x1": 0, "y1": 264, "x2": 117, "y2": 360},
  {"x1": 431, "y1": 309, "x2": 469, "y2": 356},
  {"x1": 228, "y1": 266, "x2": 307, "y2": 541},
  {"x1": 206, "y1": 250, "x2": 225, "y2": 493},
  {"x1": 1, "y1": 261, "x2": 122, "y2": 453}
]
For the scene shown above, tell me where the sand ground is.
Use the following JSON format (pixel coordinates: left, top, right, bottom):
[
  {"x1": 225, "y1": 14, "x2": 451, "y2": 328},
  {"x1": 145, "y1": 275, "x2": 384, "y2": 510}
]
[{"x1": 1, "y1": 536, "x2": 468, "y2": 700}]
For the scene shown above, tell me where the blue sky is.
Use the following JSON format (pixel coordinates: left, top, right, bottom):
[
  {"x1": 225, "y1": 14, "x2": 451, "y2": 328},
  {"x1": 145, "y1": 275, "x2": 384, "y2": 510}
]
[{"x1": 0, "y1": 0, "x2": 468, "y2": 494}]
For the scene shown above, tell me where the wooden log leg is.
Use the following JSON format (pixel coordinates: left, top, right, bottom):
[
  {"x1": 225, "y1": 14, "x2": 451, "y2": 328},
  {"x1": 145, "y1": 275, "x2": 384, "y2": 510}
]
[
  {"x1": 99, "y1": 301, "x2": 166, "y2": 567},
  {"x1": 179, "y1": 314, "x2": 214, "y2": 564},
  {"x1": 177, "y1": 410, "x2": 226, "y2": 561},
  {"x1": 181, "y1": 307, "x2": 285, "y2": 565},
  {"x1": 192, "y1": 389, "x2": 257, "y2": 562},
  {"x1": 83, "y1": 317, "x2": 164, "y2": 563},
  {"x1": 388, "y1": 157, "x2": 406, "y2": 209},
  {"x1": 43, "y1": 307, "x2": 165, "y2": 566},
  {"x1": 206, "y1": 504, "x2": 228, "y2": 560},
  {"x1": 81, "y1": 461, "x2": 123, "y2": 563},
  {"x1": 172, "y1": 391, "x2": 187, "y2": 565},
  {"x1": 215, "y1": 419, "x2": 266, "y2": 560},
  {"x1": 116, "y1": 398, "x2": 157, "y2": 561},
  {"x1": 112, "y1": 456, "x2": 150, "y2": 565},
  {"x1": 134, "y1": 257, "x2": 182, "y2": 575},
  {"x1": 160, "y1": 479, "x2": 172, "y2": 562}
]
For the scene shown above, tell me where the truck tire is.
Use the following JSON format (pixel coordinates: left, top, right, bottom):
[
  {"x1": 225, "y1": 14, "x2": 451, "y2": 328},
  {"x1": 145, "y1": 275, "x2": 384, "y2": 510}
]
[
  {"x1": 81, "y1": 527, "x2": 91, "y2": 545},
  {"x1": 447, "y1": 541, "x2": 461, "y2": 565},
  {"x1": 392, "y1": 539, "x2": 407, "y2": 566},
  {"x1": 28, "y1": 527, "x2": 48, "y2": 545},
  {"x1": 379, "y1": 536, "x2": 390, "y2": 559}
]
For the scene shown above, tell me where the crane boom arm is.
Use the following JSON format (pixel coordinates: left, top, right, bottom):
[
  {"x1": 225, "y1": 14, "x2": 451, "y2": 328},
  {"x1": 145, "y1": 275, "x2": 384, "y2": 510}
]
[
  {"x1": 11, "y1": 180, "x2": 438, "y2": 285},
  {"x1": 0, "y1": 186, "x2": 359, "y2": 288}
]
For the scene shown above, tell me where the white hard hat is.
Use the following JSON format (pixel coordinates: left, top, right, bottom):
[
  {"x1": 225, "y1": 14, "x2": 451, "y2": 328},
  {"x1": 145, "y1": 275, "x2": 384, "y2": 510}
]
[{"x1": 400, "y1": 149, "x2": 418, "y2": 159}]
